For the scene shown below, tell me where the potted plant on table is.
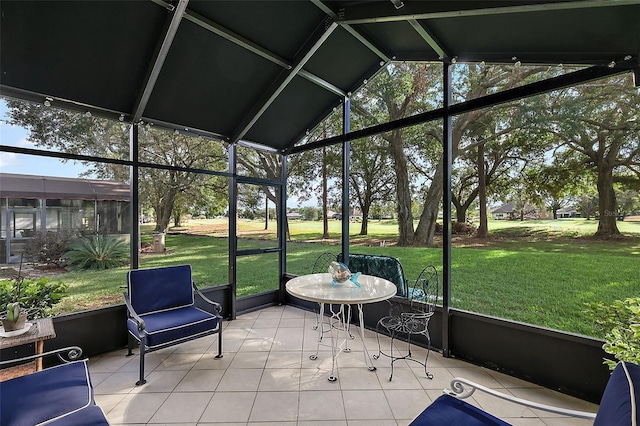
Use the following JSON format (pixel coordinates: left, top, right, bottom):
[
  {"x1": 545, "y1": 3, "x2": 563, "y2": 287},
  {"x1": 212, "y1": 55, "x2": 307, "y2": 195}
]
[{"x1": 1, "y1": 275, "x2": 28, "y2": 332}]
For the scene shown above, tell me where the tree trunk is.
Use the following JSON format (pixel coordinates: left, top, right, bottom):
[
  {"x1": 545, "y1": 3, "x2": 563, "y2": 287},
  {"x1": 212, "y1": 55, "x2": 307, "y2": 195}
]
[
  {"x1": 595, "y1": 166, "x2": 621, "y2": 236},
  {"x1": 452, "y1": 195, "x2": 466, "y2": 223},
  {"x1": 154, "y1": 189, "x2": 178, "y2": 232},
  {"x1": 414, "y1": 158, "x2": 444, "y2": 245},
  {"x1": 264, "y1": 196, "x2": 269, "y2": 230},
  {"x1": 388, "y1": 129, "x2": 415, "y2": 245},
  {"x1": 359, "y1": 194, "x2": 371, "y2": 235},
  {"x1": 322, "y1": 145, "x2": 330, "y2": 239},
  {"x1": 476, "y1": 144, "x2": 488, "y2": 238}
]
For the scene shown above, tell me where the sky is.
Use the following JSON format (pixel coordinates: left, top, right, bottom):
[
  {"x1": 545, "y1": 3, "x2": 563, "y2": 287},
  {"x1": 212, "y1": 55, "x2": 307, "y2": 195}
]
[
  {"x1": 0, "y1": 99, "x2": 316, "y2": 208},
  {"x1": 0, "y1": 99, "x2": 89, "y2": 178}
]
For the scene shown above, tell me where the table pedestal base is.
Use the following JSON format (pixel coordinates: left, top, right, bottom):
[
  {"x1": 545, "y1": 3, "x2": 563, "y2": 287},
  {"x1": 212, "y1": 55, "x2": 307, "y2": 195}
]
[{"x1": 310, "y1": 303, "x2": 377, "y2": 381}]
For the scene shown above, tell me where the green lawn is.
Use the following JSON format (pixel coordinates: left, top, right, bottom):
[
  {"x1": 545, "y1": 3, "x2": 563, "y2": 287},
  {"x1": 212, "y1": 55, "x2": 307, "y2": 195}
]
[{"x1": 47, "y1": 218, "x2": 640, "y2": 338}]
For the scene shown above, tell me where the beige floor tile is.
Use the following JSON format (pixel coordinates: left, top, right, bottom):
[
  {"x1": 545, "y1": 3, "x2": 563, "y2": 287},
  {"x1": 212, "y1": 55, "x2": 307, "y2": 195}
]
[
  {"x1": 338, "y1": 366, "x2": 382, "y2": 389},
  {"x1": 228, "y1": 351, "x2": 268, "y2": 369},
  {"x1": 279, "y1": 317, "x2": 306, "y2": 328},
  {"x1": 342, "y1": 389, "x2": 394, "y2": 420},
  {"x1": 89, "y1": 352, "x2": 139, "y2": 373},
  {"x1": 413, "y1": 366, "x2": 454, "y2": 390},
  {"x1": 224, "y1": 319, "x2": 255, "y2": 329},
  {"x1": 174, "y1": 369, "x2": 224, "y2": 392},
  {"x1": 265, "y1": 351, "x2": 303, "y2": 369},
  {"x1": 193, "y1": 352, "x2": 234, "y2": 370},
  {"x1": 298, "y1": 390, "x2": 346, "y2": 421},
  {"x1": 252, "y1": 318, "x2": 281, "y2": 328},
  {"x1": 94, "y1": 393, "x2": 128, "y2": 414},
  {"x1": 173, "y1": 337, "x2": 217, "y2": 353},
  {"x1": 86, "y1": 305, "x2": 600, "y2": 425},
  {"x1": 155, "y1": 353, "x2": 202, "y2": 371},
  {"x1": 217, "y1": 368, "x2": 263, "y2": 391},
  {"x1": 238, "y1": 337, "x2": 273, "y2": 352},
  {"x1": 376, "y1": 367, "x2": 423, "y2": 389},
  {"x1": 245, "y1": 326, "x2": 277, "y2": 340},
  {"x1": 248, "y1": 391, "x2": 299, "y2": 422},
  {"x1": 130, "y1": 370, "x2": 189, "y2": 394},
  {"x1": 94, "y1": 371, "x2": 139, "y2": 394},
  {"x1": 258, "y1": 368, "x2": 301, "y2": 391},
  {"x1": 300, "y1": 368, "x2": 341, "y2": 391},
  {"x1": 106, "y1": 392, "x2": 170, "y2": 424},
  {"x1": 384, "y1": 388, "x2": 431, "y2": 420},
  {"x1": 200, "y1": 392, "x2": 256, "y2": 423},
  {"x1": 149, "y1": 392, "x2": 213, "y2": 423}
]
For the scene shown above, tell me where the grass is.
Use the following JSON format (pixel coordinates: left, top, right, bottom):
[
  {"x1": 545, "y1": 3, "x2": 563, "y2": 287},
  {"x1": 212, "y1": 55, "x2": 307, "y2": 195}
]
[{"x1": 44, "y1": 217, "x2": 640, "y2": 337}]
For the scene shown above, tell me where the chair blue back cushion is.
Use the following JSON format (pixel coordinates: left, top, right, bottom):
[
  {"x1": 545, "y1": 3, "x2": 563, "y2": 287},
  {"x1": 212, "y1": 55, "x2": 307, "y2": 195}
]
[
  {"x1": 410, "y1": 394, "x2": 511, "y2": 426},
  {"x1": 594, "y1": 361, "x2": 640, "y2": 426},
  {"x1": 0, "y1": 360, "x2": 93, "y2": 426},
  {"x1": 128, "y1": 264, "x2": 194, "y2": 314},
  {"x1": 338, "y1": 253, "x2": 408, "y2": 297}
]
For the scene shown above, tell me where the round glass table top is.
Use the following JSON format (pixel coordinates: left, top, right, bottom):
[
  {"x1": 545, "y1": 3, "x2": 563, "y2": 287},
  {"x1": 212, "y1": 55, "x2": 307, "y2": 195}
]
[{"x1": 286, "y1": 273, "x2": 397, "y2": 304}]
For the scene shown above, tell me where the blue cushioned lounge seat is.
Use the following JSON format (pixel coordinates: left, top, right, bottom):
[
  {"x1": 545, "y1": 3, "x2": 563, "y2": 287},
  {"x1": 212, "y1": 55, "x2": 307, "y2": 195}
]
[
  {"x1": 0, "y1": 360, "x2": 108, "y2": 426},
  {"x1": 411, "y1": 361, "x2": 639, "y2": 426},
  {"x1": 125, "y1": 264, "x2": 223, "y2": 385}
]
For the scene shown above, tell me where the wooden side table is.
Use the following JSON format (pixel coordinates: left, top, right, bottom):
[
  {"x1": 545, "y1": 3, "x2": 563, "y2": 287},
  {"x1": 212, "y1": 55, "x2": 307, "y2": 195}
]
[{"x1": 0, "y1": 317, "x2": 56, "y2": 380}]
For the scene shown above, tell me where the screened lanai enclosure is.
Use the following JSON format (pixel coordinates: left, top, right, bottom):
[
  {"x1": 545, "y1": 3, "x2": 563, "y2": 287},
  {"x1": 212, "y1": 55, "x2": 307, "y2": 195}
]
[{"x1": 1, "y1": 0, "x2": 640, "y2": 404}]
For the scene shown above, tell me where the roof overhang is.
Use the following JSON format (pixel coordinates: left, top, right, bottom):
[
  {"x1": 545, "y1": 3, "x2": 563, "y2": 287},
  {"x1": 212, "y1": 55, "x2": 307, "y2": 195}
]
[{"x1": 1, "y1": 1, "x2": 639, "y2": 153}]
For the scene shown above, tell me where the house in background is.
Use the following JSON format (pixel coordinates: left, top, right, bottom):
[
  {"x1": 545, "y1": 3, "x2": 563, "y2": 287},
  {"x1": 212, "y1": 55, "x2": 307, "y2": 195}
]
[
  {"x1": 491, "y1": 202, "x2": 542, "y2": 220},
  {"x1": 0, "y1": 173, "x2": 131, "y2": 263},
  {"x1": 557, "y1": 207, "x2": 579, "y2": 218}
]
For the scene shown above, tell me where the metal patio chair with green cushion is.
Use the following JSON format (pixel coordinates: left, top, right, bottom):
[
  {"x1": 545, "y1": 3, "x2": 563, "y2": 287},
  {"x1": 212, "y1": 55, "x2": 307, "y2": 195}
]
[
  {"x1": 374, "y1": 265, "x2": 439, "y2": 381},
  {"x1": 411, "y1": 361, "x2": 639, "y2": 425},
  {"x1": 124, "y1": 264, "x2": 223, "y2": 386},
  {"x1": 337, "y1": 253, "x2": 409, "y2": 298}
]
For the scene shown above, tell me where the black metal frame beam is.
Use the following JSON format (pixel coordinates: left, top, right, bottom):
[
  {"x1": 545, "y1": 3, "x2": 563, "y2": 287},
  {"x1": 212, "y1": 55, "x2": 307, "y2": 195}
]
[
  {"x1": 337, "y1": 0, "x2": 640, "y2": 25},
  {"x1": 407, "y1": 19, "x2": 448, "y2": 59},
  {"x1": 132, "y1": 0, "x2": 189, "y2": 123},
  {"x1": 230, "y1": 21, "x2": 339, "y2": 143},
  {"x1": 341, "y1": 97, "x2": 351, "y2": 264},
  {"x1": 441, "y1": 62, "x2": 452, "y2": 357},
  {"x1": 182, "y1": 6, "x2": 345, "y2": 97},
  {"x1": 289, "y1": 62, "x2": 634, "y2": 154}
]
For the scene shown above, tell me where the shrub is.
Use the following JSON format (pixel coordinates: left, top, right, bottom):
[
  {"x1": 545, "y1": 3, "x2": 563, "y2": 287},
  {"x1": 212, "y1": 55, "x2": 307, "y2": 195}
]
[
  {"x1": 23, "y1": 230, "x2": 75, "y2": 266},
  {"x1": 64, "y1": 235, "x2": 129, "y2": 270},
  {"x1": 0, "y1": 277, "x2": 67, "y2": 319},
  {"x1": 586, "y1": 297, "x2": 640, "y2": 370}
]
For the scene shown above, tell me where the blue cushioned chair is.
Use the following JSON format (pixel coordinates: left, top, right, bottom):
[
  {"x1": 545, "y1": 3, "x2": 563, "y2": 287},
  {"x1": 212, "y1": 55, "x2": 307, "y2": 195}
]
[
  {"x1": 0, "y1": 347, "x2": 109, "y2": 425},
  {"x1": 124, "y1": 264, "x2": 223, "y2": 385},
  {"x1": 411, "y1": 361, "x2": 640, "y2": 425}
]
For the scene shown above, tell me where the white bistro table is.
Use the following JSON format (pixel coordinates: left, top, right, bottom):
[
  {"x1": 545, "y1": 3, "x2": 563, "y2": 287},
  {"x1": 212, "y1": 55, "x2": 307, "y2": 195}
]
[{"x1": 286, "y1": 273, "x2": 397, "y2": 381}]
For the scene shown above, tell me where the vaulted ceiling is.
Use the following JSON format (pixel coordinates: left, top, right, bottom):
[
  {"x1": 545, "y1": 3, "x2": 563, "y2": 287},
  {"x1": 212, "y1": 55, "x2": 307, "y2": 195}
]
[{"x1": 1, "y1": 1, "x2": 639, "y2": 153}]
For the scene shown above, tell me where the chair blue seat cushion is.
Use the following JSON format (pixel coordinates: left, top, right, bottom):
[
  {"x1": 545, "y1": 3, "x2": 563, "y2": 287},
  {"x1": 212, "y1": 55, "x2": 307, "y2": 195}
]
[
  {"x1": 0, "y1": 360, "x2": 96, "y2": 426},
  {"x1": 594, "y1": 361, "x2": 640, "y2": 425},
  {"x1": 129, "y1": 305, "x2": 219, "y2": 349},
  {"x1": 410, "y1": 394, "x2": 511, "y2": 426}
]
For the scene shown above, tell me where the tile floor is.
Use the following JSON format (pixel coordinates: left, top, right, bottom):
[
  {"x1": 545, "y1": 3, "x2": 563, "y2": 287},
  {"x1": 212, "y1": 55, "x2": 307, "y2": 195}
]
[{"x1": 90, "y1": 305, "x2": 598, "y2": 425}]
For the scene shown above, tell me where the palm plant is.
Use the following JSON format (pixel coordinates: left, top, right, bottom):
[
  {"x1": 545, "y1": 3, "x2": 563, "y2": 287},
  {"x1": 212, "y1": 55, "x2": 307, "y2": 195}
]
[{"x1": 64, "y1": 235, "x2": 129, "y2": 270}]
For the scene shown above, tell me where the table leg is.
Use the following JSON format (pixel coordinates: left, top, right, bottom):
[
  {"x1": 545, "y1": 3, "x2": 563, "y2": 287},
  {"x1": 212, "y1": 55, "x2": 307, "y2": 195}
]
[
  {"x1": 357, "y1": 304, "x2": 377, "y2": 371},
  {"x1": 310, "y1": 303, "x2": 326, "y2": 361},
  {"x1": 36, "y1": 339, "x2": 44, "y2": 371}
]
